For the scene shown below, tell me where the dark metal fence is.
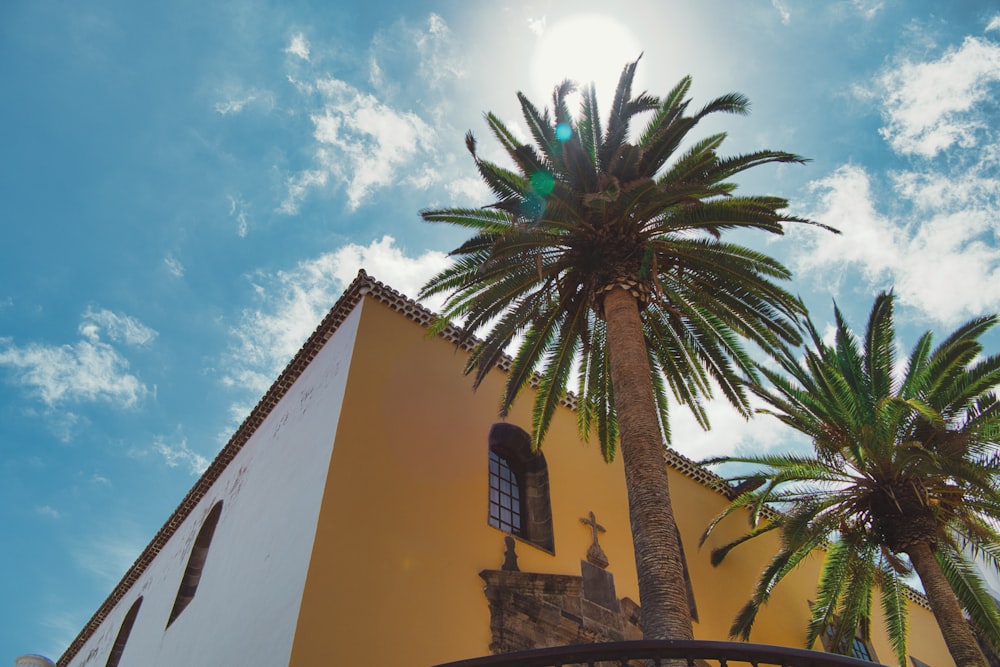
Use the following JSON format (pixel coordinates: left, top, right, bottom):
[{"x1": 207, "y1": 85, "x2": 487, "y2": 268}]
[{"x1": 433, "y1": 640, "x2": 881, "y2": 667}]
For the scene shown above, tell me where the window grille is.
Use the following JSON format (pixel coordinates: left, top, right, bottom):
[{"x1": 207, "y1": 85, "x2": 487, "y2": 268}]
[{"x1": 489, "y1": 450, "x2": 522, "y2": 535}]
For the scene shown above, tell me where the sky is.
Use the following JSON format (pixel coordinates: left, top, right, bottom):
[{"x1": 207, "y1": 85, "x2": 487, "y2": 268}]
[{"x1": 2, "y1": 0, "x2": 1000, "y2": 660}]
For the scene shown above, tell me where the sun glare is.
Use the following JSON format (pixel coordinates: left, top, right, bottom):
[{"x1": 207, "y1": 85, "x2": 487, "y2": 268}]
[{"x1": 529, "y1": 14, "x2": 643, "y2": 107}]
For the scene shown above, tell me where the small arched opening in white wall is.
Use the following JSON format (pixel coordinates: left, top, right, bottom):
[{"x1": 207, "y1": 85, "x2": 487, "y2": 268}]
[
  {"x1": 105, "y1": 596, "x2": 142, "y2": 667},
  {"x1": 166, "y1": 500, "x2": 223, "y2": 628}
]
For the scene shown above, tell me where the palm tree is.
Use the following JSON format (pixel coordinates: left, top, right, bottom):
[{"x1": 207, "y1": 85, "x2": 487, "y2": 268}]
[
  {"x1": 702, "y1": 292, "x2": 1000, "y2": 667},
  {"x1": 419, "y1": 58, "x2": 830, "y2": 640}
]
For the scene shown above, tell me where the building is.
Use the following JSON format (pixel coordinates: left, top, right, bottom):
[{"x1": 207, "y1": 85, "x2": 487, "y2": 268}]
[{"x1": 51, "y1": 271, "x2": 953, "y2": 666}]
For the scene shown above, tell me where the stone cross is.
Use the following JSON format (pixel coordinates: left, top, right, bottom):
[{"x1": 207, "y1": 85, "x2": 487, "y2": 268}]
[{"x1": 580, "y1": 511, "x2": 609, "y2": 569}]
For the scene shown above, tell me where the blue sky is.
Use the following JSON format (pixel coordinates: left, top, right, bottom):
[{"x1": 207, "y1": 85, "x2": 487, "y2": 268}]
[{"x1": 3, "y1": 0, "x2": 1000, "y2": 659}]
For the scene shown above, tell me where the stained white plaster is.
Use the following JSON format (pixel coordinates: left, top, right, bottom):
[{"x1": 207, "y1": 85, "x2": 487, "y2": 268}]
[{"x1": 66, "y1": 301, "x2": 365, "y2": 666}]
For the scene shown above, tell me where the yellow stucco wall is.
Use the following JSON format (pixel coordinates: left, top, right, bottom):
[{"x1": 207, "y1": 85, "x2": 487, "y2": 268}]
[{"x1": 288, "y1": 296, "x2": 955, "y2": 667}]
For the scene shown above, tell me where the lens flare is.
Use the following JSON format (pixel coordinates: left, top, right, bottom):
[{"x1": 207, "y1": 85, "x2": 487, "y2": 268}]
[
  {"x1": 530, "y1": 170, "x2": 555, "y2": 196},
  {"x1": 521, "y1": 196, "x2": 546, "y2": 220}
]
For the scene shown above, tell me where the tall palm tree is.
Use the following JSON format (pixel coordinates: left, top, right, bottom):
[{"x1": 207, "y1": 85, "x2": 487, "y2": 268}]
[
  {"x1": 702, "y1": 292, "x2": 1000, "y2": 667},
  {"x1": 420, "y1": 59, "x2": 830, "y2": 640}
]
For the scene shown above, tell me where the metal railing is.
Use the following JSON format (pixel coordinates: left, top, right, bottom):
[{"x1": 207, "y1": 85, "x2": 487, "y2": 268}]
[{"x1": 433, "y1": 640, "x2": 880, "y2": 667}]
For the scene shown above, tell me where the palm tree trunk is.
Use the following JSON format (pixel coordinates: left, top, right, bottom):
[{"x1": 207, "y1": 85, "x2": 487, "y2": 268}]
[
  {"x1": 603, "y1": 286, "x2": 694, "y2": 641},
  {"x1": 906, "y1": 540, "x2": 988, "y2": 667}
]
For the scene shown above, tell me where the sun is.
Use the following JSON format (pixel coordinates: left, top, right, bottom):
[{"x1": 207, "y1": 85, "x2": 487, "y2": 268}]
[{"x1": 529, "y1": 14, "x2": 643, "y2": 106}]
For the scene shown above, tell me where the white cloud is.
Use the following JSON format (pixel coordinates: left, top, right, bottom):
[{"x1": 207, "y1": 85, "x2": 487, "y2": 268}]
[
  {"x1": 277, "y1": 169, "x2": 327, "y2": 215},
  {"x1": 368, "y1": 54, "x2": 384, "y2": 88},
  {"x1": 277, "y1": 13, "x2": 466, "y2": 213},
  {"x1": 669, "y1": 396, "x2": 809, "y2": 462},
  {"x1": 366, "y1": 12, "x2": 466, "y2": 91},
  {"x1": 228, "y1": 194, "x2": 250, "y2": 237},
  {"x1": 891, "y1": 150, "x2": 1000, "y2": 212},
  {"x1": 35, "y1": 505, "x2": 62, "y2": 519},
  {"x1": 224, "y1": 236, "x2": 449, "y2": 393},
  {"x1": 80, "y1": 308, "x2": 158, "y2": 346},
  {"x1": 153, "y1": 435, "x2": 209, "y2": 475},
  {"x1": 0, "y1": 326, "x2": 149, "y2": 408},
  {"x1": 794, "y1": 165, "x2": 897, "y2": 284},
  {"x1": 286, "y1": 74, "x2": 314, "y2": 96},
  {"x1": 987, "y1": 15, "x2": 1000, "y2": 33},
  {"x1": 771, "y1": 0, "x2": 791, "y2": 25},
  {"x1": 215, "y1": 95, "x2": 254, "y2": 115},
  {"x1": 306, "y1": 82, "x2": 437, "y2": 210},
  {"x1": 850, "y1": 0, "x2": 883, "y2": 20},
  {"x1": 50, "y1": 411, "x2": 85, "y2": 443},
  {"x1": 792, "y1": 28, "x2": 1000, "y2": 324},
  {"x1": 445, "y1": 176, "x2": 492, "y2": 205},
  {"x1": 164, "y1": 254, "x2": 185, "y2": 277},
  {"x1": 792, "y1": 164, "x2": 1000, "y2": 324},
  {"x1": 416, "y1": 14, "x2": 466, "y2": 89},
  {"x1": 213, "y1": 87, "x2": 274, "y2": 115},
  {"x1": 285, "y1": 32, "x2": 310, "y2": 61},
  {"x1": 876, "y1": 36, "x2": 1000, "y2": 157},
  {"x1": 405, "y1": 165, "x2": 440, "y2": 190}
]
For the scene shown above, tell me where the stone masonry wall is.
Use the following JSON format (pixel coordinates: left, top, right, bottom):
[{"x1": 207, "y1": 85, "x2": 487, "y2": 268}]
[{"x1": 480, "y1": 569, "x2": 642, "y2": 654}]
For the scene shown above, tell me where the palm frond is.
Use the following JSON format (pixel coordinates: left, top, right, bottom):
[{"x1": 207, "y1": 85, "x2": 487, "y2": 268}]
[
  {"x1": 936, "y1": 547, "x2": 1000, "y2": 651},
  {"x1": 422, "y1": 57, "x2": 839, "y2": 645},
  {"x1": 706, "y1": 290, "x2": 1000, "y2": 665},
  {"x1": 531, "y1": 297, "x2": 589, "y2": 448}
]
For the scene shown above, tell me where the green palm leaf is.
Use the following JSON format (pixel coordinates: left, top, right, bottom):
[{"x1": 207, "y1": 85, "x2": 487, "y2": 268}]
[{"x1": 705, "y1": 292, "x2": 1000, "y2": 667}]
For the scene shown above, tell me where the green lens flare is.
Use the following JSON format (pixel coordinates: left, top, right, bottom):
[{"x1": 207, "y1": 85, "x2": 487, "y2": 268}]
[{"x1": 530, "y1": 171, "x2": 555, "y2": 197}]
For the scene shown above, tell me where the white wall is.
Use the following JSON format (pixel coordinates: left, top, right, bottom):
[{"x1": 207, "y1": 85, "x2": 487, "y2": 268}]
[{"x1": 66, "y1": 302, "x2": 364, "y2": 667}]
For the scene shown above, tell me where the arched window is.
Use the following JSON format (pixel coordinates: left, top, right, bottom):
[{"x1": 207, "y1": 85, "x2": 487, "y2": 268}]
[
  {"x1": 166, "y1": 500, "x2": 223, "y2": 627},
  {"x1": 488, "y1": 424, "x2": 554, "y2": 553},
  {"x1": 816, "y1": 613, "x2": 876, "y2": 662},
  {"x1": 821, "y1": 625, "x2": 874, "y2": 662},
  {"x1": 105, "y1": 596, "x2": 142, "y2": 667}
]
